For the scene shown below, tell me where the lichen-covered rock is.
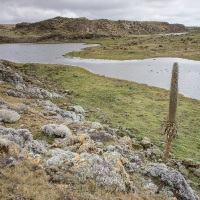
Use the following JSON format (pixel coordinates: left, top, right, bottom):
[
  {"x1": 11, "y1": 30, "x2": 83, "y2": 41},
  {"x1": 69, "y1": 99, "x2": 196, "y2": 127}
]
[
  {"x1": 145, "y1": 146, "x2": 163, "y2": 160},
  {"x1": 0, "y1": 109, "x2": 21, "y2": 123},
  {"x1": 0, "y1": 62, "x2": 62, "y2": 99},
  {"x1": 141, "y1": 179, "x2": 158, "y2": 192},
  {"x1": 77, "y1": 138, "x2": 96, "y2": 153},
  {"x1": 5, "y1": 89, "x2": 26, "y2": 98},
  {"x1": 70, "y1": 134, "x2": 96, "y2": 153},
  {"x1": 127, "y1": 154, "x2": 145, "y2": 173},
  {"x1": 145, "y1": 163, "x2": 200, "y2": 200},
  {"x1": 140, "y1": 137, "x2": 151, "y2": 148},
  {"x1": 16, "y1": 84, "x2": 62, "y2": 99},
  {"x1": 118, "y1": 136, "x2": 132, "y2": 148},
  {"x1": 47, "y1": 148, "x2": 77, "y2": 166},
  {"x1": 68, "y1": 153, "x2": 131, "y2": 191},
  {"x1": 90, "y1": 130, "x2": 114, "y2": 142},
  {"x1": 69, "y1": 105, "x2": 85, "y2": 113},
  {"x1": 0, "y1": 127, "x2": 48, "y2": 155},
  {"x1": 91, "y1": 122, "x2": 103, "y2": 129},
  {"x1": 42, "y1": 100, "x2": 85, "y2": 122},
  {"x1": 103, "y1": 151, "x2": 125, "y2": 164},
  {"x1": 41, "y1": 124, "x2": 72, "y2": 138},
  {"x1": 0, "y1": 62, "x2": 23, "y2": 85}
]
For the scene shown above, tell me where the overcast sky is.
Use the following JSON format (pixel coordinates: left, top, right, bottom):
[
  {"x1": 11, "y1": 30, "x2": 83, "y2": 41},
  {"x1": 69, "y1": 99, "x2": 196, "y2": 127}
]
[{"x1": 0, "y1": 0, "x2": 200, "y2": 26}]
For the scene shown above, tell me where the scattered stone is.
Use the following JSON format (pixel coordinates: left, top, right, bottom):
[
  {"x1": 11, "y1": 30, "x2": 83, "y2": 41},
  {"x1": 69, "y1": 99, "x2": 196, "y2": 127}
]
[
  {"x1": 91, "y1": 122, "x2": 103, "y2": 129},
  {"x1": 5, "y1": 89, "x2": 26, "y2": 98},
  {"x1": 140, "y1": 137, "x2": 151, "y2": 148},
  {"x1": 0, "y1": 109, "x2": 21, "y2": 123},
  {"x1": 69, "y1": 105, "x2": 85, "y2": 113},
  {"x1": 41, "y1": 124, "x2": 72, "y2": 138},
  {"x1": 43, "y1": 100, "x2": 85, "y2": 122}
]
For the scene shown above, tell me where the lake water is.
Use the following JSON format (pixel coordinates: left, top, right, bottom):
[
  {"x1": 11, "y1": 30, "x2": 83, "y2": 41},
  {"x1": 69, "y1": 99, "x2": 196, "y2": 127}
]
[{"x1": 0, "y1": 43, "x2": 199, "y2": 100}]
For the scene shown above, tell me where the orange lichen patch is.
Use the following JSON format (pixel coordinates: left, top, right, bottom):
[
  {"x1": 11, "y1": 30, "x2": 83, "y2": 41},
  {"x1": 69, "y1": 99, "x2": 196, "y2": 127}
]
[
  {"x1": 77, "y1": 134, "x2": 90, "y2": 144},
  {"x1": 78, "y1": 139, "x2": 96, "y2": 153},
  {"x1": 115, "y1": 161, "x2": 128, "y2": 179},
  {"x1": 33, "y1": 156, "x2": 41, "y2": 166},
  {"x1": 74, "y1": 154, "x2": 81, "y2": 160}
]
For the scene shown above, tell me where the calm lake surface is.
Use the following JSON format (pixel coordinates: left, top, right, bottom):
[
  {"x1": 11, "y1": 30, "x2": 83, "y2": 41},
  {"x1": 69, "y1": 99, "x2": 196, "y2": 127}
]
[{"x1": 0, "y1": 43, "x2": 199, "y2": 100}]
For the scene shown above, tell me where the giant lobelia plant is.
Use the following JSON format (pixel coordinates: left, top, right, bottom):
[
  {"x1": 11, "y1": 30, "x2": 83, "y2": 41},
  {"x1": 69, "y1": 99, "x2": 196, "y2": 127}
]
[{"x1": 163, "y1": 62, "x2": 179, "y2": 163}]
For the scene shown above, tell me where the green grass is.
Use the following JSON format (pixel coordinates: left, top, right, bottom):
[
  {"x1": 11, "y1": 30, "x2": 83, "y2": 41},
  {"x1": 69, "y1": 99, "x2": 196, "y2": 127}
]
[
  {"x1": 16, "y1": 63, "x2": 200, "y2": 161},
  {"x1": 65, "y1": 32, "x2": 200, "y2": 60}
]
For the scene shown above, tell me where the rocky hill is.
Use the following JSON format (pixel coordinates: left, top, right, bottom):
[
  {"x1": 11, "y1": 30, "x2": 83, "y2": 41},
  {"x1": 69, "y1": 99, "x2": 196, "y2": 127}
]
[
  {"x1": 0, "y1": 17, "x2": 188, "y2": 43},
  {"x1": 0, "y1": 60, "x2": 199, "y2": 200}
]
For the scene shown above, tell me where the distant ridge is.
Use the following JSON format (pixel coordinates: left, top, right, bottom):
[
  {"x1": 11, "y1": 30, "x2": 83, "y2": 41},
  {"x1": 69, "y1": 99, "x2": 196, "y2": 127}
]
[{"x1": 0, "y1": 16, "x2": 188, "y2": 42}]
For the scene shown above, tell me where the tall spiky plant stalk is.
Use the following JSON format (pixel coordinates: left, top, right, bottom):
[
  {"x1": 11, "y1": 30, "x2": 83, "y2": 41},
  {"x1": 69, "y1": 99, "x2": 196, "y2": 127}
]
[{"x1": 163, "y1": 62, "x2": 179, "y2": 163}]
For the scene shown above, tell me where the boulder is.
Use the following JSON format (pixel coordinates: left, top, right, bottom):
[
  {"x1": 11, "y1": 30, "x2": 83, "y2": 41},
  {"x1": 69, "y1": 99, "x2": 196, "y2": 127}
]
[
  {"x1": 41, "y1": 124, "x2": 72, "y2": 138},
  {"x1": 91, "y1": 122, "x2": 103, "y2": 129},
  {"x1": 69, "y1": 105, "x2": 85, "y2": 113},
  {"x1": 0, "y1": 127, "x2": 48, "y2": 155},
  {"x1": 145, "y1": 163, "x2": 200, "y2": 200},
  {"x1": 68, "y1": 152, "x2": 131, "y2": 191},
  {"x1": 90, "y1": 130, "x2": 114, "y2": 142},
  {"x1": 0, "y1": 109, "x2": 21, "y2": 123},
  {"x1": 47, "y1": 148, "x2": 77, "y2": 166},
  {"x1": 140, "y1": 137, "x2": 151, "y2": 148},
  {"x1": 118, "y1": 136, "x2": 132, "y2": 148},
  {"x1": 146, "y1": 146, "x2": 163, "y2": 160},
  {"x1": 70, "y1": 134, "x2": 96, "y2": 153}
]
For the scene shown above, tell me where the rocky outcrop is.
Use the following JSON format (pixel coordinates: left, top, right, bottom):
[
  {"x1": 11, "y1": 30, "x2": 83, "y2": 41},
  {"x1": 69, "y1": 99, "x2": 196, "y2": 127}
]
[
  {"x1": 0, "y1": 17, "x2": 188, "y2": 43},
  {"x1": 0, "y1": 126, "x2": 48, "y2": 155},
  {"x1": 15, "y1": 17, "x2": 188, "y2": 37},
  {"x1": 0, "y1": 61, "x2": 62, "y2": 99},
  {"x1": 40, "y1": 100, "x2": 85, "y2": 122},
  {"x1": 145, "y1": 163, "x2": 200, "y2": 200}
]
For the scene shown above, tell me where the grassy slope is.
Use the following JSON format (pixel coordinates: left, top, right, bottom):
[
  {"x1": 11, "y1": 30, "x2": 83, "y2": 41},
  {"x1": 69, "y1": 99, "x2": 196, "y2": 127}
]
[
  {"x1": 15, "y1": 63, "x2": 200, "y2": 161},
  {"x1": 66, "y1": 32, "x2": 200, "y2": 60}
]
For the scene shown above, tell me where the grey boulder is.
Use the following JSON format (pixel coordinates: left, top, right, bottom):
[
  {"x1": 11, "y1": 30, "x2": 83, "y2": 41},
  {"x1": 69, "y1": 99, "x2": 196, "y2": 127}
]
[
  {"x1": 41, "y1": 124, "x2": 72, "y2": 138},
  {"x1": 0, "y1": 109, "x2": 21, "y2": 123}
]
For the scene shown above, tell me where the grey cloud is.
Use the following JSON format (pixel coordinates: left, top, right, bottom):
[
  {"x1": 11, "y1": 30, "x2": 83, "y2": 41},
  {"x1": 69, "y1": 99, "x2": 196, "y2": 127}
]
[{"x1": 0, "y1": 0, "x2": 200, "y2": 26}]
